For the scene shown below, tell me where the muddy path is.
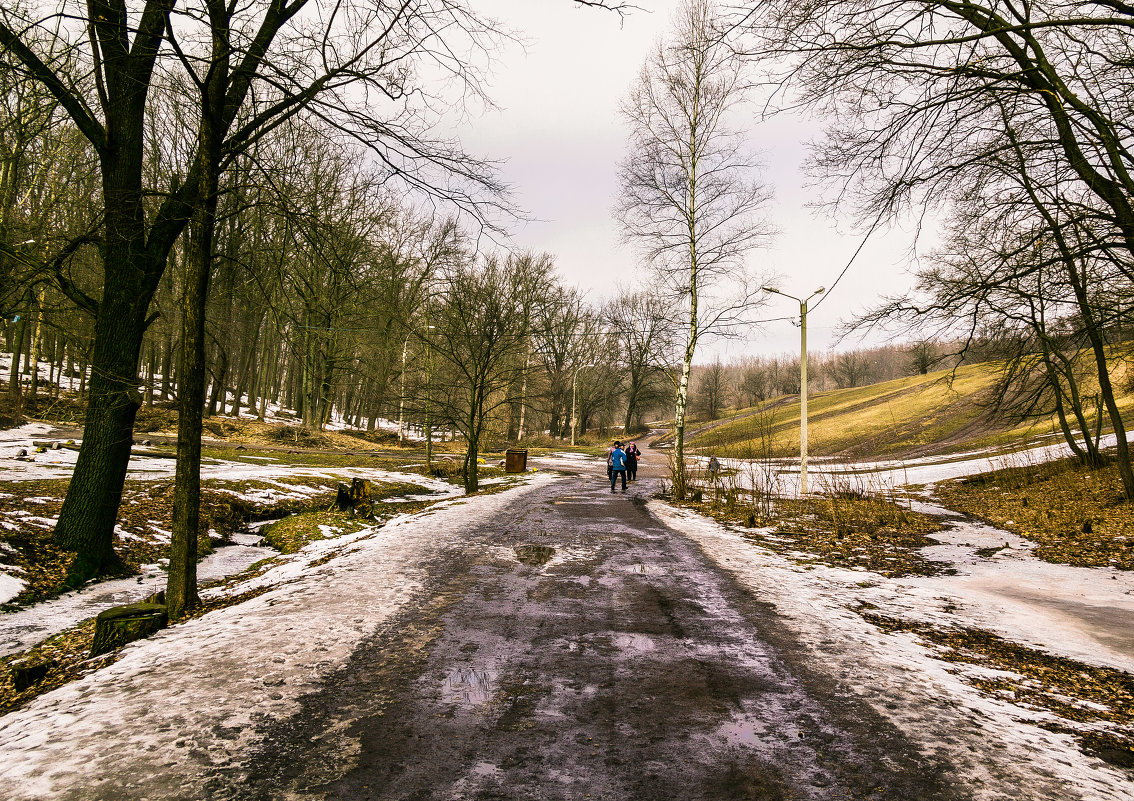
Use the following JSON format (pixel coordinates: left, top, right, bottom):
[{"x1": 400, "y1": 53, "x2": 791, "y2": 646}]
[{"x1": 226, "y1": 466, "x2": 966, "y2": 801}]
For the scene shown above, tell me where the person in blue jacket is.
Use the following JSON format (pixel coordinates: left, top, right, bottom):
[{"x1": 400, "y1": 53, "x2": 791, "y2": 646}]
[{"x1": 609, "y1": 441, "x2": 628, "y2": 492}]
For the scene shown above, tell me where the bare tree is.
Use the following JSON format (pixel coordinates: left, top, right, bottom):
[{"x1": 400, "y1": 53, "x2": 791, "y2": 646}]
[
  {"x1": 739, "y1": 0, "x2": 1134, "y2": 496},
  {"x1": 829, "y1": 350, "x2": 873, "y2": 389},
  {"x1": 0, "y1": 0, "x2": 517, "y2": 584},
  {"x1": 428, "y1": 255, "x2": 541, "y2": 492},
  {"x1": 612, "y1": 289, "x2": 678, "y2": 434},
  {"x1": 617, "y1": 0, "x2": 772, "y2": 499},
  {"x1": 695, "y1": 358, "x2": 728, "y2": 419}
]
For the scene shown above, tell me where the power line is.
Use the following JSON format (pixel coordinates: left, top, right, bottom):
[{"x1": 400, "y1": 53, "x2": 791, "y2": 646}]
[{"x1": 811, "y1": 209, "x2": 888, "y2": 313}]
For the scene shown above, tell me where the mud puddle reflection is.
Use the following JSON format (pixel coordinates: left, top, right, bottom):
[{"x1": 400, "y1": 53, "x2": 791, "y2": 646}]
[
  {"x1": 442, "y1": 666, "x2": 499, "y2": 707},
  {"x1": 515, "y1": 545, "x2": 555, "y2": 566}
]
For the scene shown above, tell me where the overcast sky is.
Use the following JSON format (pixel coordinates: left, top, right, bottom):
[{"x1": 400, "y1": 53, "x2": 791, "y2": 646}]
[{"x1": 453, "y1": 0, "x2": 932, "y2": 362}]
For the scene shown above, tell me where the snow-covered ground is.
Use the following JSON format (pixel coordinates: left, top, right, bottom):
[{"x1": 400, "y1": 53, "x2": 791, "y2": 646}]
[
  {"x1": 0, "y1": 475, "x2": 555, "y2": 800},
  {"x1": 702, "y1": 432, "x2": 1129, "y2": 497},
  {"x1": 653, "y1": 500, "x2": 1134, "y2": 800},
  {"x1": 0, "y1": 421, "x2": 466, "y2": 619},
  {"x1": 0, "y1": 536, "x2": 276, "y2": 658},
  {"x1": 0, "y1": 422, "x2": 466, "y2": 489}
]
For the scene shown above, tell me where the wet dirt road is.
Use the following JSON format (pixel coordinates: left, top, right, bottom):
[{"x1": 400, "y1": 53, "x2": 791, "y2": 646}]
[{"x1": 230, "y1": 466, "x2": 967, "y2": 801}]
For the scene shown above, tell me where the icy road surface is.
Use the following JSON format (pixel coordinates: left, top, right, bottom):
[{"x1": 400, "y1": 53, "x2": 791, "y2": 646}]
[{"x1": 1, "y1": 459, "x2": 1131, "y2": 800}]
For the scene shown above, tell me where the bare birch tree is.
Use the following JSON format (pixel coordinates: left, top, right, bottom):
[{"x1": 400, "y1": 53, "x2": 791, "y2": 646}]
[{"x1": 617, "y1": 0, "x2": 772, "y2": 499}]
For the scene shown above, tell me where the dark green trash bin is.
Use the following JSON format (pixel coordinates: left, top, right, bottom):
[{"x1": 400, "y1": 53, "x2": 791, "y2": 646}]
[{"x1": 505, "y1": 448, "x2": 528, "y2": 473}]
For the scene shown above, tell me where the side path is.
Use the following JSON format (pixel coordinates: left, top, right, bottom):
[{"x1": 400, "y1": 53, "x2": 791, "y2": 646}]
[{"x1": 230, "y1": 467, "x2": 969, "y2": 801}]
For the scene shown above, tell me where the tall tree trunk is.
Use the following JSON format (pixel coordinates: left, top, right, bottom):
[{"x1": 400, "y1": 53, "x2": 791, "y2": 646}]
[
  {"x1": 27, "y1": 288, "x2": 44, "y2": 402},
  {"x1": 206, "y1": 348, "x2": 227, "y2": 416},
  {"x1": 55, "y1": 279, "x2": 154, "y2": 582},
  {"x1": 144, "y1": 341, "x2": 156, "y2": 406},
  {"x1": 167, "y1": 11, "x2": 227, "y2": 617},
  {"x1": 673, "y1": 291, "x2": 697, "y2": 501},
  {"x1": 8, "y1": 301, "x2": 26, "y2": 399}
]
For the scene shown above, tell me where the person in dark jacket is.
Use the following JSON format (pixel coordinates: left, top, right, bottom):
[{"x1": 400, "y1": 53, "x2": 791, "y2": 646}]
[
  {"x1": 609, "y1": 442, "x2": 628, "y2": 492},
  {"x1": 626, "y1": 443, "x2": 638, "y2": 481}
]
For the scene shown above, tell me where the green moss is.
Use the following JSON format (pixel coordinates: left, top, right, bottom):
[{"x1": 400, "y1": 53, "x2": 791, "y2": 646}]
[{"x1": 261, "y1": 511, "x2": 369, "y2": 554}]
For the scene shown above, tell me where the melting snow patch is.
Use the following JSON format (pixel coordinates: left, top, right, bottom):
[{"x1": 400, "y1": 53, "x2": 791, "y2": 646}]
[
  {"x1": 0, "y1": 570, "x2": 26, "y2": 604},
  {"x1": 0, "y1": 473, "x2": 557, "y2": 800},
  {"x1": 652, "y1": 499, "x2": 1134, "y2": 801}
]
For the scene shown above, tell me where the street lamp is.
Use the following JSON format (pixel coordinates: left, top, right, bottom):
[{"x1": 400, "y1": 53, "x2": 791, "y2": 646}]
[
  {"x1": 570, "y1": 363, "x2": 598, "y2": 447},
  {"x1": 763, "y1": 285, "x2": 825, "y2": 495}
]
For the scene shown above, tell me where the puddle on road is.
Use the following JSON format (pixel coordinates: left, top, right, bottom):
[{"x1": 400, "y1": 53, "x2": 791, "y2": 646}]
[
  {"x1": 515, "y1": 545, "x2": 555, "y2": 566},
  {"x1": 611, "y1": 632, "x2": 657, "y2": 652},
  {"x1": 442, "y1": 666, "x2": 498, "y2": 707},
  {"x1": 624, "y1": 563, "x2": 664, "y2": 575},
  {"x1": 470, "y1": 762, "x2": 502, "y2": 779},
  {"x1": 719, "y1": 717, "x2": 772, "y2": 745}
]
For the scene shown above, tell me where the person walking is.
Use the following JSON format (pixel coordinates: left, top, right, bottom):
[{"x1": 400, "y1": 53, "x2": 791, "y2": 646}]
[
  {"x1": 626, "y1": 442, "x2": 638, "y2": 481},
  {"x1": 609, "y1": 441, "x2": 629, "y2": 493}
]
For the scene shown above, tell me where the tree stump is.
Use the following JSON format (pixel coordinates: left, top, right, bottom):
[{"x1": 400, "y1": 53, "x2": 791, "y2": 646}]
[
  {"x1": 9, "y1": 657, "x2": 56, "y2": 691},
  {"x1": 335, "y1": 477, "x2": 372, "y2": 517},
  {"x1": 90, "y1": 601, "x2": 168, "y2": 656},
  {"x1": 349, "y1": 477, "x2": 372, "y2": 517}
]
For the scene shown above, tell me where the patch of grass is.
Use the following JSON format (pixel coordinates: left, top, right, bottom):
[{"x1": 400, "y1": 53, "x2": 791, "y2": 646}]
[
  {"x1": 199, "y1": 445, "x2": 386, "y2": 469},
  {"x1": 934, "y1": 453, "x2": 1134, "y2": 570},
  {"x1": 677, "y1": 490, "x2": 944, "y2": 578},
  {"x1": 860, "y1": 613, "x2": 1134, "y2": 768},
  {"x1": 261, "y1": 494, "x2": 437, "y2": 555},
  {"x1": 686, "y1": 352, "x2": 1134, "y2": 462},
  {"x1": 261, "y1": 511, "x2": 372, "y2": 554},
  {"x1": 133, "y1": 402, "x2": 179, "y2": 433}
]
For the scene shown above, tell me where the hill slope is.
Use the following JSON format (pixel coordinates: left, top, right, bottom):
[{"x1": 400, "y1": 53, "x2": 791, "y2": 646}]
[{"x1": 683, "y1": 359, "x2": 1134, "y2": 460}]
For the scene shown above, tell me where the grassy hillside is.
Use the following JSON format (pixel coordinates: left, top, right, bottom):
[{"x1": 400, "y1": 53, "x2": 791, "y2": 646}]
[{"x1": 685, "y1": 358, "x2": 1134, "y2": 460}]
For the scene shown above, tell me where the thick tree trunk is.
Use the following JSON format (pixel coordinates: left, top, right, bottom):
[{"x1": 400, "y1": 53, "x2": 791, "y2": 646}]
[
  {"x1": 166, "y1": 227, "x2": 209, "y2": 617},
  {"x1": 55, "y1": 280, "x2": 152, "y2": 582}
]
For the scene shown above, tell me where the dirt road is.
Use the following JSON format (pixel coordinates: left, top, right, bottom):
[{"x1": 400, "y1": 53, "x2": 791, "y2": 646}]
[
  {"x1": 226, "y1": 463, "x2": 964, "y2": 801},
  {"x1": 3, "y1": 457, "x2": 1127, "y2": 800}
]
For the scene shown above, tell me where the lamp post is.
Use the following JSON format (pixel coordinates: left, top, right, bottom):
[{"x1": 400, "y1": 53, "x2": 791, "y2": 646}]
[
  {"x1": 763, "y1": 285, "x2": 825, "y2": 495},
  {"x1": 570, "y1": 363, "x2": 597, "y2": 447}
]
